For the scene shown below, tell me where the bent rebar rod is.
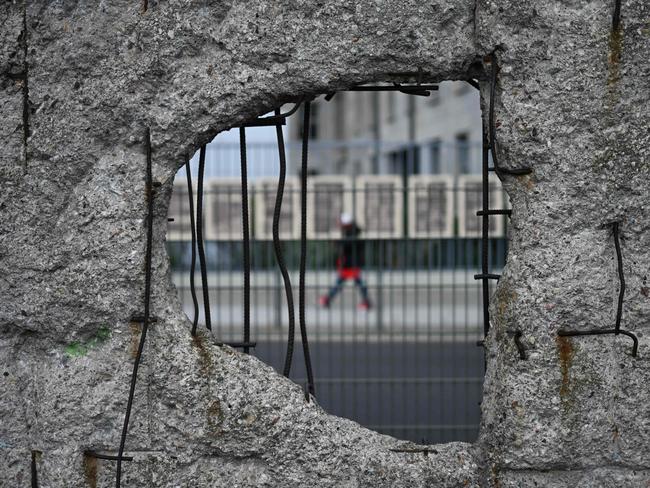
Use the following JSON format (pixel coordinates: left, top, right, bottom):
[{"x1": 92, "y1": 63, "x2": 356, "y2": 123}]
[
  {"x1": 558, "y1": 222, "x2": 639, "y2": 357},
  {"x1": 272, "y1": 107, "x2": 297, "y2": 377}
]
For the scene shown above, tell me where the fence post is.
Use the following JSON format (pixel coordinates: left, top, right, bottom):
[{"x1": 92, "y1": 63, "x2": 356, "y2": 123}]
[{"x1": 376, "y1": 240, "x2": 383, "y2": 331}]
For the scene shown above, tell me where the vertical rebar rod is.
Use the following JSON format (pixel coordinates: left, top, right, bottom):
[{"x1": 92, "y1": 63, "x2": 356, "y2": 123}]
[
  {"x1": 196, "y1": 145, "x2": 212, "y2": 331},
  {"x1": 488, "y1": 55, "x2": 501, "y2": 176},
  {"x1": 613, "y1": 222, "x2": 625, "y2": 335},
  {"x1": 299, "y1": 101, "x2": 316, "y2": 397},
  {"x1": 31, "y1": 451, "x2": 38, "y2": 488},
  {"x1": 240, "y1": 128, "x2": 251, "y2": 353},
  {"x1": 488, "y1": 54, "x2": 531, "y2": 176},
  {"x1": 116, "y1": 128, "x2": 155, "y2": 488},
  {"x1": 186, "y1": 159, "x2": 200, "y2": 336},
  {"x1": 612, "y1": 0, "x2": 622, "y2": 31},
  {"x1": 273, "y1": 107, "x2": 297, "y2": 377}
]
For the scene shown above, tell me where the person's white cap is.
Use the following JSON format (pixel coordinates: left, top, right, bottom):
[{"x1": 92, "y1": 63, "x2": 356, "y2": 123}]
[{"x1": 340, "y1": 212, "x2": 353, "y2": 225}]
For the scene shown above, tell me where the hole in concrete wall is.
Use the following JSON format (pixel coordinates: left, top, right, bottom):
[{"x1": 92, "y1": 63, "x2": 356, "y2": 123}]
[{"x1": 166, "y1": 81, "x2": 509, "y2": 443}]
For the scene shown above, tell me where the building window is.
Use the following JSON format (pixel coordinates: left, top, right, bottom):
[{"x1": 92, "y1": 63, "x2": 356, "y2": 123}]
[
  {"x1": 430, "y1": 140, "x2": 441, "y2": 174},
  {"x1": 456, "y1": 133, "x2": 470, "y2": 174},
  {"x1": 388, "y1": 146, "x2": 421, "y2": 176}
]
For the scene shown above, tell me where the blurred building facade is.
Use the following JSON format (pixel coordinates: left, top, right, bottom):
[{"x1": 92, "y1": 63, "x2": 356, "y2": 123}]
[{"x1": 288, "y1": 81, "x2": 482, "y2": 178}]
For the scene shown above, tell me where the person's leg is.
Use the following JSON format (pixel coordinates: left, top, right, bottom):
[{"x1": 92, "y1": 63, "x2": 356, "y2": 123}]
[
  {"x1": 354, "y1": 276, "x2": 370, "y2": 306},
  {"x1": 328, "y1": 276, "x2": 346, "y2": 299},
  {"x1": 320, "y1": 276, "x2": 345, "y2": 306}
]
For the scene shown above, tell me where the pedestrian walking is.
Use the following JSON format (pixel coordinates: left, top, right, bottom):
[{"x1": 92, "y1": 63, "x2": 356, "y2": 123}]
[{"x1": 319, "y1": 213, "x2": 371, "y2": 310}]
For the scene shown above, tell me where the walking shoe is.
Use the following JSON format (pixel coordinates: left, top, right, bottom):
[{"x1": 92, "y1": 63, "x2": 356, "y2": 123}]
[
  {"x1": 358, "y1": 300, "x2": 371, "y2": 311},
  {"x1": 319, "y1": 295, "x2": 330, "y2": 308}
]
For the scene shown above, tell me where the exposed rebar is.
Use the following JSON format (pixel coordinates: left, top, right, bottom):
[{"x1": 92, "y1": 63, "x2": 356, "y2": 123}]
[
  {"x1": 196, "y1": 145, "x2": 212, "y2": 331},
  {"x1": 85, "y1": 451, "x2": 133, "y2": 462},
  {"x1": 613, "y1": 221, "x2": 625, "y2": 335},
  {"x1": 240, "y1": 127, "x2": 251, "y2": 354},
  {"x1": 186, "y1": 158, "x2": 200, "y2": 336},
  {"x1": 488, "y1": 54, "x2": 532, "y2": 176},
  {"x1": 612, "y1": 0, "x2": 622, "y2": 31},
  {"x1": 115, "y1": 128, "x2": 155, "y2": 487},
  {"x1": 31, "y1": 451, "x2": 39, "y2": 488},
  {"x1": 241, "y1": 101, "x2": 303, "y2": 128},
  {"x1": 557, "y1": 222, "x2": 638, "y2": 357},
  {"x1": 299, "y1": 101, "x2": 316, "y2": 397},
  {"x1": 272, "y1": 107, "x2": 297, "y2": 377}
]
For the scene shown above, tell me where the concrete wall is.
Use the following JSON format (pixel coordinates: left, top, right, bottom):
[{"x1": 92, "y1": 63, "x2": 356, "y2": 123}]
[{"x1": 0, "y1": 1, "x2": 648, "y2": 486}]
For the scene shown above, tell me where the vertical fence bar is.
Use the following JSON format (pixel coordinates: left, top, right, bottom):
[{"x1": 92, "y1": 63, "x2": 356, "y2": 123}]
[{"x1": 480, "y1": 116, "x2": 490, "y2": 339}]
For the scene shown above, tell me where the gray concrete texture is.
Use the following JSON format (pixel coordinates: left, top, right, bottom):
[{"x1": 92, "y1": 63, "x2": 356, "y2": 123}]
[{"x1": 0, "y1": 0, "x2": 648, "y2": 486}]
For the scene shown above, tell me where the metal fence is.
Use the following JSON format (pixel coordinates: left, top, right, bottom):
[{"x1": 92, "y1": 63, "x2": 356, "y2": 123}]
[{"x1": 166, "y1": 142, "x2": 508, "y2": 444}]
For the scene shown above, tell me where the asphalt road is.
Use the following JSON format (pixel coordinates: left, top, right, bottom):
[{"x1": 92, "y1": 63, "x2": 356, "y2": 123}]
[
  {"x1": 173, "y1": 270, "x2": 487, "y2": 443},
  {"x1": 252, "y1": 340, "x2": 484, "y2": 444}
]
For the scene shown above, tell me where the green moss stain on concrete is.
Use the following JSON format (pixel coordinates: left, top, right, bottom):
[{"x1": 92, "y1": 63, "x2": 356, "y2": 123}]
[{"x1": 64, "y1": 325, "x2": 111, "y2": 358}]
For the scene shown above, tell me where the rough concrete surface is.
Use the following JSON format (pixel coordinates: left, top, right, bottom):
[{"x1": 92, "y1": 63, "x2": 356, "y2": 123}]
[{"x1": 0, "y1": 0, "x2": 648, "y2": 486}]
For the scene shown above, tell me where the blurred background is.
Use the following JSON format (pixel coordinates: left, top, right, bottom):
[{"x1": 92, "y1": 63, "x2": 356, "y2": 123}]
[{"x1": 166, "y1": 81, "x2": 509, "y2": 444}]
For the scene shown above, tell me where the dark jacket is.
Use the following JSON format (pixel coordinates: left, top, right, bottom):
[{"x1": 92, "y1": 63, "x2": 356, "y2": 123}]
[{"x1": 336, "y1": 224, "x2": 365, "y2": 268}]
